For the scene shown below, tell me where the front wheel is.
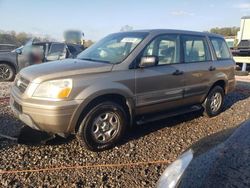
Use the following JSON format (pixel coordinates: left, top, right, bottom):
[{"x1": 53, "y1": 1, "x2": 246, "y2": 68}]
[
  {"x1": 0, "y1": 63, "x2": 15, "y2": 81},
  {"x1": 202, "y1": 86, "x2": 225, "y2": 117},
  {"x1": 77, "y1": 101, "x2": 127, "y2": 151}
]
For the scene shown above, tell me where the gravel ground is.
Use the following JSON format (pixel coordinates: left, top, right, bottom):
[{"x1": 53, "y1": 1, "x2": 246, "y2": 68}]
[{"x1": 0, "y1": 77, "x2": 250, "y2": 188}]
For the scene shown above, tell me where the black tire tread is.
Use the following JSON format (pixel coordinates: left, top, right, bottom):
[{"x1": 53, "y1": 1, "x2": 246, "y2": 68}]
[
  {"x1": 202, "y1": 86, "x2": 225, "y2": 117},
  {"x1": 77, "y1": 101, "x2": 127, "y2": 151}
]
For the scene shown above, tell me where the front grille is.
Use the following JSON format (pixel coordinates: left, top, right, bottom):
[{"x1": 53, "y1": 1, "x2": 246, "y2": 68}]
[{"x1": 15, "y1": 76, "x2": 30, "y2": 93}]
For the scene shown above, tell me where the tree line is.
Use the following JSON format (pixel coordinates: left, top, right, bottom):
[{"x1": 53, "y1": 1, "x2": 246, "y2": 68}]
[
  {"x1": 0, "y1": 31, "x2": 54, "y2": 46},
  {"x1": 0, "y1": 31, "x2": 93, "y2": 47},
  {"x1": 0, "y1": 27, "x2": 240, "y2": 47},
  {"x1": 209, "y1": 27, "x2": 240, "y2": 36}
]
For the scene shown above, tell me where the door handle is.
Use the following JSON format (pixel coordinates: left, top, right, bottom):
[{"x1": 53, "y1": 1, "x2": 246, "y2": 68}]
[
  {"x1": 173, "y1": 69, "x2": 184, "y2": 75},
  {"x1": 209, "y1": 66, "x2": 216, "y2": 71}
]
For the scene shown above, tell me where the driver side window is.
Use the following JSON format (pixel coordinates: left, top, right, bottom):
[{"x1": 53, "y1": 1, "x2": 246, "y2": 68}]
[{"x1": 143, "y1": 35, "x2": 180, "y2": 65}]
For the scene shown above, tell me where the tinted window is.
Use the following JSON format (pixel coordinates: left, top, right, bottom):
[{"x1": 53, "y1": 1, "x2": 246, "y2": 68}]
[
  {"x1": 67, "y1": 45, "x2": 77, "y2": 54},
  {"x1": 49, "y1": 43, "x2": 66, "y2": 55},
  {"x1": 143, "y1": 35, "x2": 180, "y2": 65},
  {"x1": 210, "y1": 37, "x2": 231, "y2": 60},
  {"x1": 67, "y1": 45, "x2": 84, "y2": 55},
  {"x1": 182, "y1": 36, "x2": 211, "y2": 63}
]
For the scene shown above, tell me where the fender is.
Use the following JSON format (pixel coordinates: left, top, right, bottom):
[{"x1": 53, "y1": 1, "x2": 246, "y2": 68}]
[
  {"x1": 201, "y1": 72, "x2": 229, "y2": 103},
  {"x1": 0, "y1": 52, "x2": 19, "y2": 72},
  {"x1": 67, "y1": 82, "x2": 135, "y2": 133}
]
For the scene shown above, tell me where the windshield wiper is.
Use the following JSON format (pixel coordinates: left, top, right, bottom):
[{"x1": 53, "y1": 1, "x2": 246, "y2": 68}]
[{"x1": 78, "y1": 58, "x2": 110, "y2": 64}]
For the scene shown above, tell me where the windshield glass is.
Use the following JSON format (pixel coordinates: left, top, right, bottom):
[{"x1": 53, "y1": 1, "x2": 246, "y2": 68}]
[{"x1": 77, "y1": 32, "x2": 148, "y2": 64}]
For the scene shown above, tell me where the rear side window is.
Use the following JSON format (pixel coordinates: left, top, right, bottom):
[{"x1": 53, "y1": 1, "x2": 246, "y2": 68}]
[
  {"x1": 49, "y1": 43, "x2": 66, "y2": 55},
  {"x1": 182, "y1": 36, "x2": 211, "y2": 63},
  {"x1": 210, "y1": 37, "x2": 231, "y2": 60}
]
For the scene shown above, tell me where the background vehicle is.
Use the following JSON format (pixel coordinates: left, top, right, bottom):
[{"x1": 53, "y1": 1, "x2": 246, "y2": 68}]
[
  {"x1": 232, "y1": 40, "x2": 250, "y2": 56},
  {"x1": 0, "y1": 39, "x2": 84, "y2": 81},
  {"x1": 10, "y1": 30, "x2": 235, "y2": 151},
  {"x1": 232, "y1": 16, "x2": 250, "y2": 72},
  {"x1": 0, "y1": 44, "x2": 16, "y2": 52},
  {"x1": 157, "y1": 119, "x2": 250, "y2": 188}
]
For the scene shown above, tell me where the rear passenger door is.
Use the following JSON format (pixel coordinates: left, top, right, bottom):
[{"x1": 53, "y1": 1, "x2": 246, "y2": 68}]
[{"x1": 180, "y1": 35, "x2": 214, "y2": 105}]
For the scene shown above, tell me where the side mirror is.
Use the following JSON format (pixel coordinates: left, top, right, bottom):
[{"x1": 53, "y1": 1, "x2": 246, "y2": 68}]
[
  {"x1": 139, "y1": 56, "x2": 158, "y2": 68},
  {"x1": 16, "y1": 48, "x2": 22, "y2": 54}
]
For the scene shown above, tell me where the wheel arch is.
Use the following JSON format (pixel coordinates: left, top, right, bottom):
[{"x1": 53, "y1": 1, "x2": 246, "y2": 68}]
[
  {"x1": 202, "y1": 79, "x2": 227, "y2": 103},
  {"x1": 0, "y1": 61, "x2": 17, "y2": 73},
  {"x1": 69, "y1": 92, "x2": 135, "y2": 133},
  {"x1": 210, "y1": 80, "x2": 226, "y2": 92}
]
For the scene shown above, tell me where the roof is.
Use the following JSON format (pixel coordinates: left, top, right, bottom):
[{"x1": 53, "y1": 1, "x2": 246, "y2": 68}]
[
  {"x1": 33, "y1": 41, "x2": 83, "y2": 47},
  {"x1": 241, "y1": 16, "x2": 250, "y2": 19},
  {"x1": 120, "y1": 29, "x2": 223, "y2": 38}
]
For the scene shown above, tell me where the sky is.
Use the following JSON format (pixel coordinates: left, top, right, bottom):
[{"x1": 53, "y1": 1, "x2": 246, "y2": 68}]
[{"x1": 0, "y1": 0, "x2": 250, "y2": 41}]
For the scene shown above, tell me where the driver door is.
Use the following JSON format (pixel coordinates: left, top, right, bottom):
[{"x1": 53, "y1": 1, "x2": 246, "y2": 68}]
[{"x1": 135, "y1": 34, "x2": 186, "y2": 114}]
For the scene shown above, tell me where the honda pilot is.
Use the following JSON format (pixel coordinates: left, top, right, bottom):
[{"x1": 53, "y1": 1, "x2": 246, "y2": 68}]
[{"x1": 10, "y1": 30, "x2": 235, "y2": 151}]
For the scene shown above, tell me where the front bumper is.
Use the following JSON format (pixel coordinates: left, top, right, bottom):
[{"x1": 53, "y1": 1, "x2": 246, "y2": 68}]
[{"x1": 10, "y1": 87, "x2": 83, "y2": 135}]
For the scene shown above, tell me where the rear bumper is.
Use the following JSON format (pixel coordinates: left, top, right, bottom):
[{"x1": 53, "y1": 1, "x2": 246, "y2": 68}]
[{"x1": 10, "y1": 88, "x2": 83, "y2": 134}]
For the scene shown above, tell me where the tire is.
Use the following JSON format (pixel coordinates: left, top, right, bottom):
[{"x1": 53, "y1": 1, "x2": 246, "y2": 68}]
[
  {"x1": 202, "y1": 86, "x2": 225, "y2": 117},
  {"x1": 0, "y1": 63, "x2": 15, "y2": 81},
  {"x1": 77, "y1": 101, "x2": 127, "y2": 151}
]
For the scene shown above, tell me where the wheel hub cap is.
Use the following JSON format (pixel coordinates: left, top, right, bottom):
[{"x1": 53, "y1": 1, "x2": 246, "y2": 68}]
[
  {"x1": 91, "y1": 112, "x2": 120, "y2": 143},
  {"x1": 210, "y1": 92, "x2": 222, "y2": 112},
  {"x1": 0, "y1": 65, "x2": 10, "y2": 80}
]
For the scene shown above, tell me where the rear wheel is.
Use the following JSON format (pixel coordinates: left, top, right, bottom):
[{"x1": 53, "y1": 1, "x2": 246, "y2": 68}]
[
  {"x1": 77, "y1": 101, "x2": 127, "y2": 151},
  {"x1": 202, "y1": 86, "x2": 225, "y2": 117},
  {"x1": 0, "y1": 63, "x2": 15, "y2": 81}
]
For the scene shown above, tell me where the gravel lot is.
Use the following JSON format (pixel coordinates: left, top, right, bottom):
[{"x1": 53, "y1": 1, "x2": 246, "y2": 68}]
[{"x1": 0, "y1": 76, "x2": 250, "y2": 187}]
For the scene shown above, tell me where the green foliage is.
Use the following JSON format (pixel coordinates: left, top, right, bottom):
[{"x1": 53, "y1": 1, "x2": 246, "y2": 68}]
[
  {"x1": 0, "y1": 33, "x2": 17, "y2": 45},
  {"x1": 84, "y1": 40, "x2": 94, "y2": 48},
  {"x1": 210, "y1": 27, "x2": 240, "y2": 36},
  {"x1": 0, "y1": 31, "x2": 53, "y2": 46},
  {"x1": 0, "y1": 32, "x2": 29, "y2": 46}
]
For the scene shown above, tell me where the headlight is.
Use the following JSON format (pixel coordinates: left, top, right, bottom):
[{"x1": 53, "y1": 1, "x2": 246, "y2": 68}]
[
  {"x1": 33, "y1": 79, "x2": 72, "y2": 99},
  {"x1": 157, "y1": 149, "x2": 193, "y2": 188}
]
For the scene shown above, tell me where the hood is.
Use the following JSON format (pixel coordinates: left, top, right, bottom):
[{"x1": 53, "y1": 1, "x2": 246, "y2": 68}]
[
  {"x1": 0, "y1": 51, "x2": 16, "y2": 56},
  {"x1": 20, "y1": 58, "x2": 113, "y2": 83}
]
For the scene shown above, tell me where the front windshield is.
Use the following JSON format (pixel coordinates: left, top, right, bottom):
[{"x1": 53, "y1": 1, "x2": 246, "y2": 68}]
[{"x1": 77, "y1": 32, "x2": 148, "y2": 64}]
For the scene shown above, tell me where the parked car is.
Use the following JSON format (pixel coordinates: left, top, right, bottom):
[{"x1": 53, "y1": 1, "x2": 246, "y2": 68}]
[
  {"x1": 231, "y1": 40, "x2": 250, "y2": 57},
  {"x1": 157, "y1": 119, "x2": 250, "y2": 188},
  {"x1": 0, "y1": 44, "x2": 16, "y2": 52},
  {"x1": 10, "y1": 29, "x2": 235, "y2": 151},
  {"x1": 0, "y1": 39, "x2": 84, "y2": 81}
]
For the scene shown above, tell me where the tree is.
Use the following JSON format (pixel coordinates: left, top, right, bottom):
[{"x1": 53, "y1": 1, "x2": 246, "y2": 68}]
[
  {"x1": 209, "y1": 27, "x2": 240, "y2": 36},
  {"x1": 0, "y1": 30, "x2": 54, "y2": 46},
  {"x1": 84, "y1": 40, "x2": 94, "y2": 48},
  {"x1": 16, "y1": 32, "x2": 29, "y2": 45}
]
